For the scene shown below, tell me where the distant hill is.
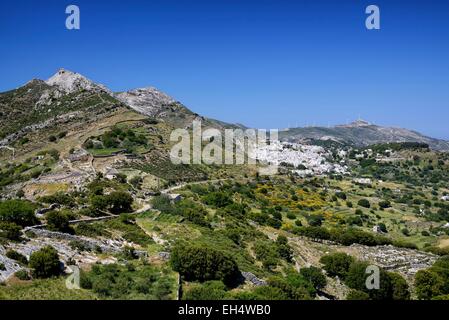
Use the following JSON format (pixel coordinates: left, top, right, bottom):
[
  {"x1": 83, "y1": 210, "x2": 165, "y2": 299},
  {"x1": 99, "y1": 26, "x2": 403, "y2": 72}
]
[{"x1": 280, "y1": 120, "x2": 449, "y2": 151}]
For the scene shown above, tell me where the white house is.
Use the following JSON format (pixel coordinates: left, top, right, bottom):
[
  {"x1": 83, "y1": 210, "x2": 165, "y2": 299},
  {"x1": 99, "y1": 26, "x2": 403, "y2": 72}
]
[
  {"x1": 167, "y1": 193, "x2": 182, "y2": 202},
  {"x1": 354, "y1": 178, "x2": 372, "y2": 185},
  {"x1": 372, "y1": 225, "x2": 385, "y2": 234},
  {"x1": 104, "y1": 167, "x2": 120, "y2": 180}
]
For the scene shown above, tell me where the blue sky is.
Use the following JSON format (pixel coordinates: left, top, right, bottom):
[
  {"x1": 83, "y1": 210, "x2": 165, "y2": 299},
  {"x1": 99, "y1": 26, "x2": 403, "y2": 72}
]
[{"x1": 1, "y1": 0, "x2": 449, "y2": 139}]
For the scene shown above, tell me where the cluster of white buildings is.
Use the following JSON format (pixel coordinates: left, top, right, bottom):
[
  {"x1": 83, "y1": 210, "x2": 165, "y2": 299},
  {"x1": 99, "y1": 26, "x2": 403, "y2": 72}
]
[{"x1": 256, "y1": 141, "x2": 348, "y2": 177}]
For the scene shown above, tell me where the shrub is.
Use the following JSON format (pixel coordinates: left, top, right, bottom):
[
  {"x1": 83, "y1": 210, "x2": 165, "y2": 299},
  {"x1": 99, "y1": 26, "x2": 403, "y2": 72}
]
[
  {"x1": 276, "y1": 235, "x2": 293, "y2": 262},
  {"x1": 345, "y1": 262, "x2": 410, "y2": 300},
  {"x1": 14, "y1": 270, "x2": 31, "y2": 280},
  {"x1": 266, "y1": 276, "x2": 313, "y2": 300},
  {"x1": 248, "y1": 285, "x2": 289, "y2": 300},
  {"x1": 6, "y1": 249, "x2": 28, "y2": 265},
  {"x1": 378, "y1": 200, "x2": 392, "y2": 209},
  {"x1": 90, "y1": 195, "x2": 108, "y2": 212},
  {"x1": 254, "y1": 242, "x2": 280, "y2": 270},
  {"x1": 378, "y1": 223, "x2": 388, "y2": 233},
  {"x1": 389, "y1": 272, "x2": 411, "y2": 300},
  {"x1": 114, "y1": 173, "x2": 127, "y2": 184},
  {"x1": 16, "y1": 190, "x2": 25, "y2": 198},
  {"x1": 336, "y1": 192, "x2": 347, "y2": 200},
  {"x1": 183, "y1": 281, "x2": 227, "y2": 300},
  {"x1": 129, "y1": 176, "x2": 143, "y2": 189},
  {"x1": 69, "y1": 240, "x2": 89, "y2": 252},
  {"x1": 357, "y1": 199, "x2": 371, "y2": 208},
  {"x1": 39, "y1": 192, "x2": 75, "y2": 207},
  {"x1": 299, "y1": 267, "x2": 327, "y2": 290},
  {"x1": 29, "y1": 246, "x2": 61, "y2": 278},
  {"x1": 415, "y1": 256, "x2": 449, "y2": 299},
  {"x1": 0, "y1": 222, "x2": 22, "y2": 241},
  {"x1": 346, "y1": 216, "x2": 363, "y2": 226},
  {"x1": 74, "y1": 222, "x2": 109, "y2": 238},
  {"x1": 346, "y1": 290, "x2": 370, "y2": 300},
  {"x1": 294, "y1": 226, "x2": 331, "y2": 240},
  {"x1": 267, "y1": 217, "x2": 282, "y2": 229},
  {"x1": 331, "y1": 228, "x2": 390, "y2": 246},
  {"x1": 122, "y1": 246, "x2": 138, "y2": 260},
  {"x1": 0, "y1": 200, "x2": 37, "y2": 227},
  {"x1": 223, "y1": 228, "x2": 241, "y2": 245},
  {"x1": 202, "y1": 192, "x2": 233, "y2": 208},
  {"x1": 151, "y1": 195, "x2": 174, "y2": 214},
  {"x1": 319, "y1": 253, "x2": 354, "y2": 279},
  {"x1": 270, "y1": 209, "x2": 282, "y2": 220},
  {"x1": 306, "y1": 214, "x2": 324, "y2": 227},
  {"x1": 286, "y1": 212, "x2": 296, "y2": 220},
  {"x1": 107, "y1": 191, "x2": 133, "y2": 214},
  {"x1": 57, "y1": 131, "x2": 68, "y2": 139},
  {"x1": 46, "y1": 211, "x2": 73, "y2": 233},
  {"x1": 175, "y1": 199, "x2": 210, "y2": 227}
]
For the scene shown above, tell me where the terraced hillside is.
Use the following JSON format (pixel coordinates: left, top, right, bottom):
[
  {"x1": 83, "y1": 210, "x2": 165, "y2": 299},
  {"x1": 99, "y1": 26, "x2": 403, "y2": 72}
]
[{"x1": 1, "y1": 70, "x2": 449, "y2": 301}]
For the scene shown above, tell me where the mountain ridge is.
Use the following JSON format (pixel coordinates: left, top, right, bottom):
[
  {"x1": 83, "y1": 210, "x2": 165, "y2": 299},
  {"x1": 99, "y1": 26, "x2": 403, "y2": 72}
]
[
  {"x1": 1, "y1": 69, "x2": 448, "y2": 151},
  {"x1": 280, "y1": 120, "x2": 449, "y2": 151}
]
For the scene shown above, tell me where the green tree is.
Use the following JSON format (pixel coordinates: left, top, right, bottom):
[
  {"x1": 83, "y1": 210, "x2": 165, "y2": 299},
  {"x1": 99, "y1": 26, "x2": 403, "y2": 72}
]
[
  {"x1": 90, "y1": 195, "x2": 108, "y2": 212},
  {"x1": 254, "y1": 242, "x2": 280, "y2": 270},
  {"x1": 29, "y1": 246, "x2": 61, "y2": 278},
  {"x1": 0, "y1": 200, "x2": 37, "y2": 227},
  {"x1": 276, "y1": 235, "x2": 293, "y2": 262},
  {"x1": 107, "y1": 191, "x2": 133, "y2": 214},
  {"x1": 46, "y1": 211, "x2": 73, "y2": 233},
  {"x1": 357, "y1": 199, "x2": 371, "y2": 208},
  {"x1": 415, "y1": 269, "x2": 444, "y2": 300},
  {"x1": 170, "y1": 243, "x2": 240, "y2": 287},
  {"x1": 344, "y1": 262, "x2": 409, "y2": 300},
  {"x1": 389, "y1": 272, "x2": 411, "y2": 300},
  {"x1": 299, "y1": 266, "x2": 327, "y2": 290},
  {"x1": 378, "y1": 200, "x2": 391, "y2": 209},
  {"x1": 378, "y1": 223, "x2": 388, "y2": 233},
  {"x1": 319, "y1": 253, "x2": 354, "y2": 279}
]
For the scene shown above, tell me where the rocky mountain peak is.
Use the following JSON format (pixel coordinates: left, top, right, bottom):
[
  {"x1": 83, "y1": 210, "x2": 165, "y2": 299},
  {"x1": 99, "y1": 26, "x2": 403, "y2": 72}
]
[
  {"x1": 337, "y1": 119, "x2": 372, "y2": 128},
  {"x1": 115, "y1": 87, "x2": 176, "y2": 117},
  {"x1": 45, "y1": 68, "x2": 111, "y2": 95}
]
